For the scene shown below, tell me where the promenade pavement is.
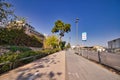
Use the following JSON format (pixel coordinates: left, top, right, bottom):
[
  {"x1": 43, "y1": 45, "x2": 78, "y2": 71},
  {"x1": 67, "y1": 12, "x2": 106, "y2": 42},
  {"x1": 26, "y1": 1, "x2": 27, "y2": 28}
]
[
  {"x1": 0, "y1": 51, "x2": 66, "y2": 80},
  {"x1": 66, "y1": 49, "x2": 120, "y2": 80},
  {"x1": 0, "y1": 50, "x2": 120, "y2": 80}
]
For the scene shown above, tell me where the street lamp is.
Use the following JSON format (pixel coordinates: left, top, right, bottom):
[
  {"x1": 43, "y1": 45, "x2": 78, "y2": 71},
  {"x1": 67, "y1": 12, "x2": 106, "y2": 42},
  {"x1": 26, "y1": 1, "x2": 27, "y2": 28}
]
[
  {"x1": 69, "y1": 37, "x2": 71, "y2": 43},
  {"x1": 75, "y1": 18, "x2": 79, "y2": 46}
]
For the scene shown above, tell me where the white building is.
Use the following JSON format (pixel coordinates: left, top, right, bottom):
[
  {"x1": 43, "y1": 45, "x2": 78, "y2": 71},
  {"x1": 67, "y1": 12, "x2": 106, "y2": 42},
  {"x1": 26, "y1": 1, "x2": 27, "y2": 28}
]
[
  {"x1": 108, "y1": 38, "x2": 120, "y2": 49},
  {"x1": 108, "y1": 38, "x2": 120, "y2": 53}
]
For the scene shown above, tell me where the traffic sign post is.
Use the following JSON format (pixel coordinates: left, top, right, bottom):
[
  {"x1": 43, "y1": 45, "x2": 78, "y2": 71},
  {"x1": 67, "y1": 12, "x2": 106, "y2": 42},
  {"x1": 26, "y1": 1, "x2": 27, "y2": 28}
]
[
  {"x1": 82, "y1": 32, "x2": 87, "y2": 41},
  {"x1": 81, "y1": 32, "x2": 87, "y2": 56}
]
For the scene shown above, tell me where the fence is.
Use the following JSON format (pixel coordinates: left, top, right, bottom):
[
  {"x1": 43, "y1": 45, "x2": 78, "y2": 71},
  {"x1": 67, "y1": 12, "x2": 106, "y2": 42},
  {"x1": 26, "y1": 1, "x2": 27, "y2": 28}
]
[
  {"x1": 0, "y1": 54, "x2": 46, "y2": 74},
  {"x1": 76, "y1": 50, "x2": 120, "y2": 71}
]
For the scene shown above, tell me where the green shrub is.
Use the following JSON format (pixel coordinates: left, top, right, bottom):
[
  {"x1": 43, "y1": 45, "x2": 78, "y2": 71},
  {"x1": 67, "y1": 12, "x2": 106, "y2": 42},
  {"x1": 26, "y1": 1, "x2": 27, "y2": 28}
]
[
  {"x1": 59, "y1": 41, "x2": 66, "y2": 50},
  {"x1": 52, "y1": 48, "x2": 60, "y2": 53},
  {"x1": 6, "y1": 54, "x2": 18, "y2": 62},
  {"x1": 0, "y1": 52, "x2": 13, "y2": 63},
  {"x1": 19, "y1": 58, "x2": 34, "y2": 65},
  {"x1": 0, "y1": 28, "x2": 43, "y2": 47},
  {"x1": 0, "y1": 48, "x2": 60, "y2": 74},
  {"x1": 0, "y1": 64, "x2": 10, "y2": 74},
  {"x1": 9, "y1": 46, "x2": 31, "y2": 52}
]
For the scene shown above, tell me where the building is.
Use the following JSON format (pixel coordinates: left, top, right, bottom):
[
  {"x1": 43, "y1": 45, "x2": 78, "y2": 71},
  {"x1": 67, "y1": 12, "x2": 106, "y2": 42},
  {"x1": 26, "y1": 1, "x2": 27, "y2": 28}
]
[
  {"x1": 24, "y1": 23, "x2": 44, "y2": 41},
  {"x1": 108, "y1": 38, "x2": 120, "y2": 53},
  {"x1": 93, "y1": 45, "x2": 106, "y2": 52},
  {"x1": 6, "y1": 20, "x2": 45, "y2": 41}
]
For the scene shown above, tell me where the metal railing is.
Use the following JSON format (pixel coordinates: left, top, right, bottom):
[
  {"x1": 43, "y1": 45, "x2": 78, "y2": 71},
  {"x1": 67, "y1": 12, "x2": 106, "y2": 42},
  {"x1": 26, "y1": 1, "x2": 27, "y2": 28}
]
[{"x1": 0, "y1": 54, "x2": 44, "y2": 74}]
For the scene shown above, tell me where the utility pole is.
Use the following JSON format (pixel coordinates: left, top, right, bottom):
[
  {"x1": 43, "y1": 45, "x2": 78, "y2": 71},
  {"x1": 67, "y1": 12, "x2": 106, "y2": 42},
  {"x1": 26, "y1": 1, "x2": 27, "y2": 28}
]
[{"x1": 69, "y1": 37, "x2": 71, "y2": 43}]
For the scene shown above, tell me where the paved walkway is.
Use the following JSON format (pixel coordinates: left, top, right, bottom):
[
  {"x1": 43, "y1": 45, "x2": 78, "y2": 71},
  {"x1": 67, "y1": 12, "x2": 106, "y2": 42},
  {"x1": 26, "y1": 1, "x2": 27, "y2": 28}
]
[
  {"x1": 0, "y1": 50, "x2": 120, "y2": 80},
  {"x1": 66, "y1": 49, "x2": 120, "y2": 80},
  {"x1": 0, "y1": 51, "x2": 66, "y2": 80}
]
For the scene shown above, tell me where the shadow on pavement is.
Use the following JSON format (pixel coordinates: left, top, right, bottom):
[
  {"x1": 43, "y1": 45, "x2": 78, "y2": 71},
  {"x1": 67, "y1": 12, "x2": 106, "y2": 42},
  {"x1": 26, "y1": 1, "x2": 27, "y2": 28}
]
[
  {"x1": 16, "y1": 71, "x2": 62, "y2": 80},
  {"x1": 15, "y1": 54, "x2": 62, "y2": 80}
]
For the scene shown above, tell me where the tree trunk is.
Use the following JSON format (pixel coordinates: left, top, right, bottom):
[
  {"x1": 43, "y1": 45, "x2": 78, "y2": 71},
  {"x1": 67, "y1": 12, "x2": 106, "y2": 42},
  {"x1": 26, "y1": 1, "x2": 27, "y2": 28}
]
[{"x1": 59, "y1": 36, "x2": 62, "y2": 49}]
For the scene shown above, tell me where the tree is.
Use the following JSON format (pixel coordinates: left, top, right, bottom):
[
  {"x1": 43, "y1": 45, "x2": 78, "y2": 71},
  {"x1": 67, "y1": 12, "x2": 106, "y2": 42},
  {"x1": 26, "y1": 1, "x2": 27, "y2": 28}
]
[
  {"x1": 44, "y1": 35, "x2": 59, "y2": 49},
  {"x1": 59, "y1": 41, "x2": 66, "y2": 50},
  {"x1": 0, "y1": 0, "x2": 15, "y2": 24},
  {"x1": 51, "y1": 20, "x2": 71, "y2": 41},
  {"x1": 66, "y1": 42, "x2": 71, "y2": 49}
]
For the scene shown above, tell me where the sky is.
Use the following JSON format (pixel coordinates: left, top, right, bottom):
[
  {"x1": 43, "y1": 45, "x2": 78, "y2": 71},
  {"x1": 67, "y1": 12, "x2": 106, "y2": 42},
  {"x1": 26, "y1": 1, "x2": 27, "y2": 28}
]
[{"x1": 9, "y1": 0, "x2": 120, "y2": 47}]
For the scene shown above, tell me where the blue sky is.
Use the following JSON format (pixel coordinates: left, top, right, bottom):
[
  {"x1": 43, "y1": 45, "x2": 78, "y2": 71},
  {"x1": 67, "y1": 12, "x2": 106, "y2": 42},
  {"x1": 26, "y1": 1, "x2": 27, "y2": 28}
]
[{"x1": 9, "y1": 0, "x2": 120, "y2": 47}]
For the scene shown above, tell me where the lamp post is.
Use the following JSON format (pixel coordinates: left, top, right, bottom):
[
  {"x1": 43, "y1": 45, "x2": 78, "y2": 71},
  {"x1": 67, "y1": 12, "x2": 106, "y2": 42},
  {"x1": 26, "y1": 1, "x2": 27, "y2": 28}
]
[
  {"x1": 69, "y1": 37, "x2": 71, "y2": 43},
  {"x1": 75, "y1": 18, "x2": 79, "y2": 46}
]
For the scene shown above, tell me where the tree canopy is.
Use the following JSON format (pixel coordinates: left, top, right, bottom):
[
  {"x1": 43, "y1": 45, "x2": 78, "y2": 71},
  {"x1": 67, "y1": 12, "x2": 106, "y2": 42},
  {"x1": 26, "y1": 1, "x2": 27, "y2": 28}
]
[
  {"x1": 44, "y1": 35, "x2": 59, "y2": 49},
  {"x1": 51, "y1": 20, "x2": 71, "y2": 41},
  {"x1": 0, "y1": 0, "x2": 15, "y2": 23},
  {"x1": 66, "y1": 42, "x2": 71, "y2": 48}
]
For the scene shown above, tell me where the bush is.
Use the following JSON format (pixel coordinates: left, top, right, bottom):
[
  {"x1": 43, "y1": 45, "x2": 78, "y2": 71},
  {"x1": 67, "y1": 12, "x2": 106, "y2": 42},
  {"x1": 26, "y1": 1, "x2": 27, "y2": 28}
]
[
  {"x1": 0, "y1": 64, "x2": 10, "y2": 74},
  {"x1": 0, "y1": 28, "x2": 43, "y2": 47},
  {"x1": 39, "y1": 48, "x2": 60, "y2": 54},
  {"x1": 0, "y1": 48, "x2": 60, "y2": 74},
  {"x1": 17, "y1": 51, "x2": 36, "y2": 59},
  {"x1": 40, "y1": 49, "x2": 52, "y2": 54},
  {"x1": 59, "y1": 41, "x2": 66, "y2": 50},
  {"x1": 53, "y1": 48, "x2": 60, "y2": 52},
  {"x1": 9, "y1": 46, "x2": 32, "y2": 52},
  {"x1": 18, "y1": 58, "x2": 34, "y2": 65}
]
